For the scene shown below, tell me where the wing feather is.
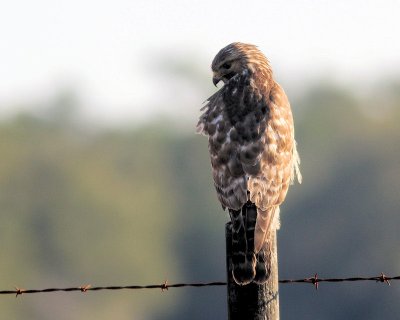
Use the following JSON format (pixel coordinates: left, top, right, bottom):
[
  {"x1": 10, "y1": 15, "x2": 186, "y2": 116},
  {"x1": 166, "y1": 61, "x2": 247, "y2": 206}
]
[{"x1": 248, "y1": 83, "x2": 300, "y2": 251}]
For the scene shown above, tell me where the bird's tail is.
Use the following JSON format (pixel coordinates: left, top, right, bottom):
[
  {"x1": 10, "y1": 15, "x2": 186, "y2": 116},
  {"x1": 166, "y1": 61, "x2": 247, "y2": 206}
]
[
  {"x1": 229, "y1": 202, "x2": 257, "y2": 285},
  {"x1": 253, "y1": 206, "x2": 279, "y2": 284},
  {"x1": 229, "y1": 203, "x2": 279, "y2": 285}
]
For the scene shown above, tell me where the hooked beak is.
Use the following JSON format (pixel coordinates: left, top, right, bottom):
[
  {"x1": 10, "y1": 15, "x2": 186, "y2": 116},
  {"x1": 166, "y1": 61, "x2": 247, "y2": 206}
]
[{"x1": 212, "y1": 76, "x2": 221, "y2": 87}]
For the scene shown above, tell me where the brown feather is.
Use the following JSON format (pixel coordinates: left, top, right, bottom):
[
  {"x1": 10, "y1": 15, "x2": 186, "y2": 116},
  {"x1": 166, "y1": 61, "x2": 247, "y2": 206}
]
[{"x1": 198, "y1": 42, "x2": 301, "y2": 285}]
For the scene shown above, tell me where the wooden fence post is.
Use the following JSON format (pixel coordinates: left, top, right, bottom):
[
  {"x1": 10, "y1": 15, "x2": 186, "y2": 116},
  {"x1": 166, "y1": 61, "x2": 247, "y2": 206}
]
[{"x1": 226, "y1": 222, "x2": 279, "y2": 320}]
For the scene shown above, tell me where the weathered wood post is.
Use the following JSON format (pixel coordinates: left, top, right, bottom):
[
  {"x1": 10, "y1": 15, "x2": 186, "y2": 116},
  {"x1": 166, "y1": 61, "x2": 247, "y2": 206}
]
[{"x1": 226, "y1": 222, "x2": 279, "y2": 320}]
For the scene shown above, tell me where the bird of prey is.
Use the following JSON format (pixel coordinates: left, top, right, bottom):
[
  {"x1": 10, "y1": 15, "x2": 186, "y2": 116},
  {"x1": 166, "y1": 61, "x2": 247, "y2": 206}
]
[{"x1": 197, "y1": 42, "x2": 302, "y2": 285}]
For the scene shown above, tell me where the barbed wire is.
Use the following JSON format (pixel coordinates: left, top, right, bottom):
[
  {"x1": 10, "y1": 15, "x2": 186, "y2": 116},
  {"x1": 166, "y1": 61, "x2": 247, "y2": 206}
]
[{"x1": 1, "y1": 273, "x2": 397, "y2": 297}]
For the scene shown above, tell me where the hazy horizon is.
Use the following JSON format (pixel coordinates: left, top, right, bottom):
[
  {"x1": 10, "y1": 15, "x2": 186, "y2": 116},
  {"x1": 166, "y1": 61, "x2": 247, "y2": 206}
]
[{"x1": 1, "y1": 0, "x2": 399, "y2": 125}]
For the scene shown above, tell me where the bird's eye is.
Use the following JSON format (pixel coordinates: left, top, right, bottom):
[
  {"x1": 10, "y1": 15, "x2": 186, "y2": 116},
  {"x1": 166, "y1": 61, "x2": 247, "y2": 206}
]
[{"x1": 222, "y1": 63, "x2": 231, "y2": 69}]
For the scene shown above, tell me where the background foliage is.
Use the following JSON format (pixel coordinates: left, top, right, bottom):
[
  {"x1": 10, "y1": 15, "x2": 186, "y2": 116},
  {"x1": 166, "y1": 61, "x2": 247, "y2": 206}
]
[{"x1": 0, "y1": 74, "x2": 399, "y2": 319}]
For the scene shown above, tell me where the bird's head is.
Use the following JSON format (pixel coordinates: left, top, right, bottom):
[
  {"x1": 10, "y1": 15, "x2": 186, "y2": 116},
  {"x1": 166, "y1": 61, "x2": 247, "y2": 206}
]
[
  {"x1": 211, "y1": 42, "x2": 271, "y2": 87},
  {"x1": 211, "y1": 43, "x2": 247, "y2": 86}
]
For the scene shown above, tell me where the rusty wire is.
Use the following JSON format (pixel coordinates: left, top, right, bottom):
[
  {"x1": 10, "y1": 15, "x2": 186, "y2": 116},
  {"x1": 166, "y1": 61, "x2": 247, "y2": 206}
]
[{"x1": 1, "y1": 273, "x2": 398, "y2": 297}]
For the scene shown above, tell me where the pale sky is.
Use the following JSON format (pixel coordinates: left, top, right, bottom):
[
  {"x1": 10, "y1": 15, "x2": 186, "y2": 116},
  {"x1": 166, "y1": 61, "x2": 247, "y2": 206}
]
[{"x1": 0, "y1": 0, "x2": 399, "y2": 124}]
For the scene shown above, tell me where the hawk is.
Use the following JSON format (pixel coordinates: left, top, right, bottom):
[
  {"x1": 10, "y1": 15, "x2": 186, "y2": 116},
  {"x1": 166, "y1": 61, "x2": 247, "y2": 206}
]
[{"x1": 197, "y1": 43, "x2": 301, "y2": 285}]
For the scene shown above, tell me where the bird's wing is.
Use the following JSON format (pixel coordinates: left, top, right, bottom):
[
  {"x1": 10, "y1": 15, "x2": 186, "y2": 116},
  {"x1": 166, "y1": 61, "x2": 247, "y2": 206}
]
[
  {"x1": 198, "y1": 85, "x2": 248, "y2": 210},
  {"x1": 248, "y1": 82, "x2": 300, "y2": 252}
]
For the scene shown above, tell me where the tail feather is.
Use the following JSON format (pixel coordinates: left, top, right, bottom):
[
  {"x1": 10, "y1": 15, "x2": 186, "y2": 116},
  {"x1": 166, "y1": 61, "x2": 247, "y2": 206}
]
[
  {"x1": 253, "y1": 206, "x2": 279, "y2": 283},
  {"x1": 229, "y1": 202, "x2": 257, "y2": 285},
  {"x1": 253, "y1": 235, "x2": 272, "y2": 284},
  {"x1": 229, "y1": 203, "x2": 279, "y2": 285},
  {"x1": 254, "y1": 206, "x2": 279, "y2": 253},
  {"x1": 244, "y1": 202, "x2": 257, "y2": 256}
]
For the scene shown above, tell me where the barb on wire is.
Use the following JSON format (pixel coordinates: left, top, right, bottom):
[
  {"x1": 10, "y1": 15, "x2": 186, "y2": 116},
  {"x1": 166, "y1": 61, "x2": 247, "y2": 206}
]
[
  {"x1": 278, "y1": 272, "x2": 397, "y2": 289},
  {"x1": 1, "y1": 281, "x2": 227, "y2": 297},
  {"x1": 1, "y1": 273, "x2": 399, "y2": 297}
]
